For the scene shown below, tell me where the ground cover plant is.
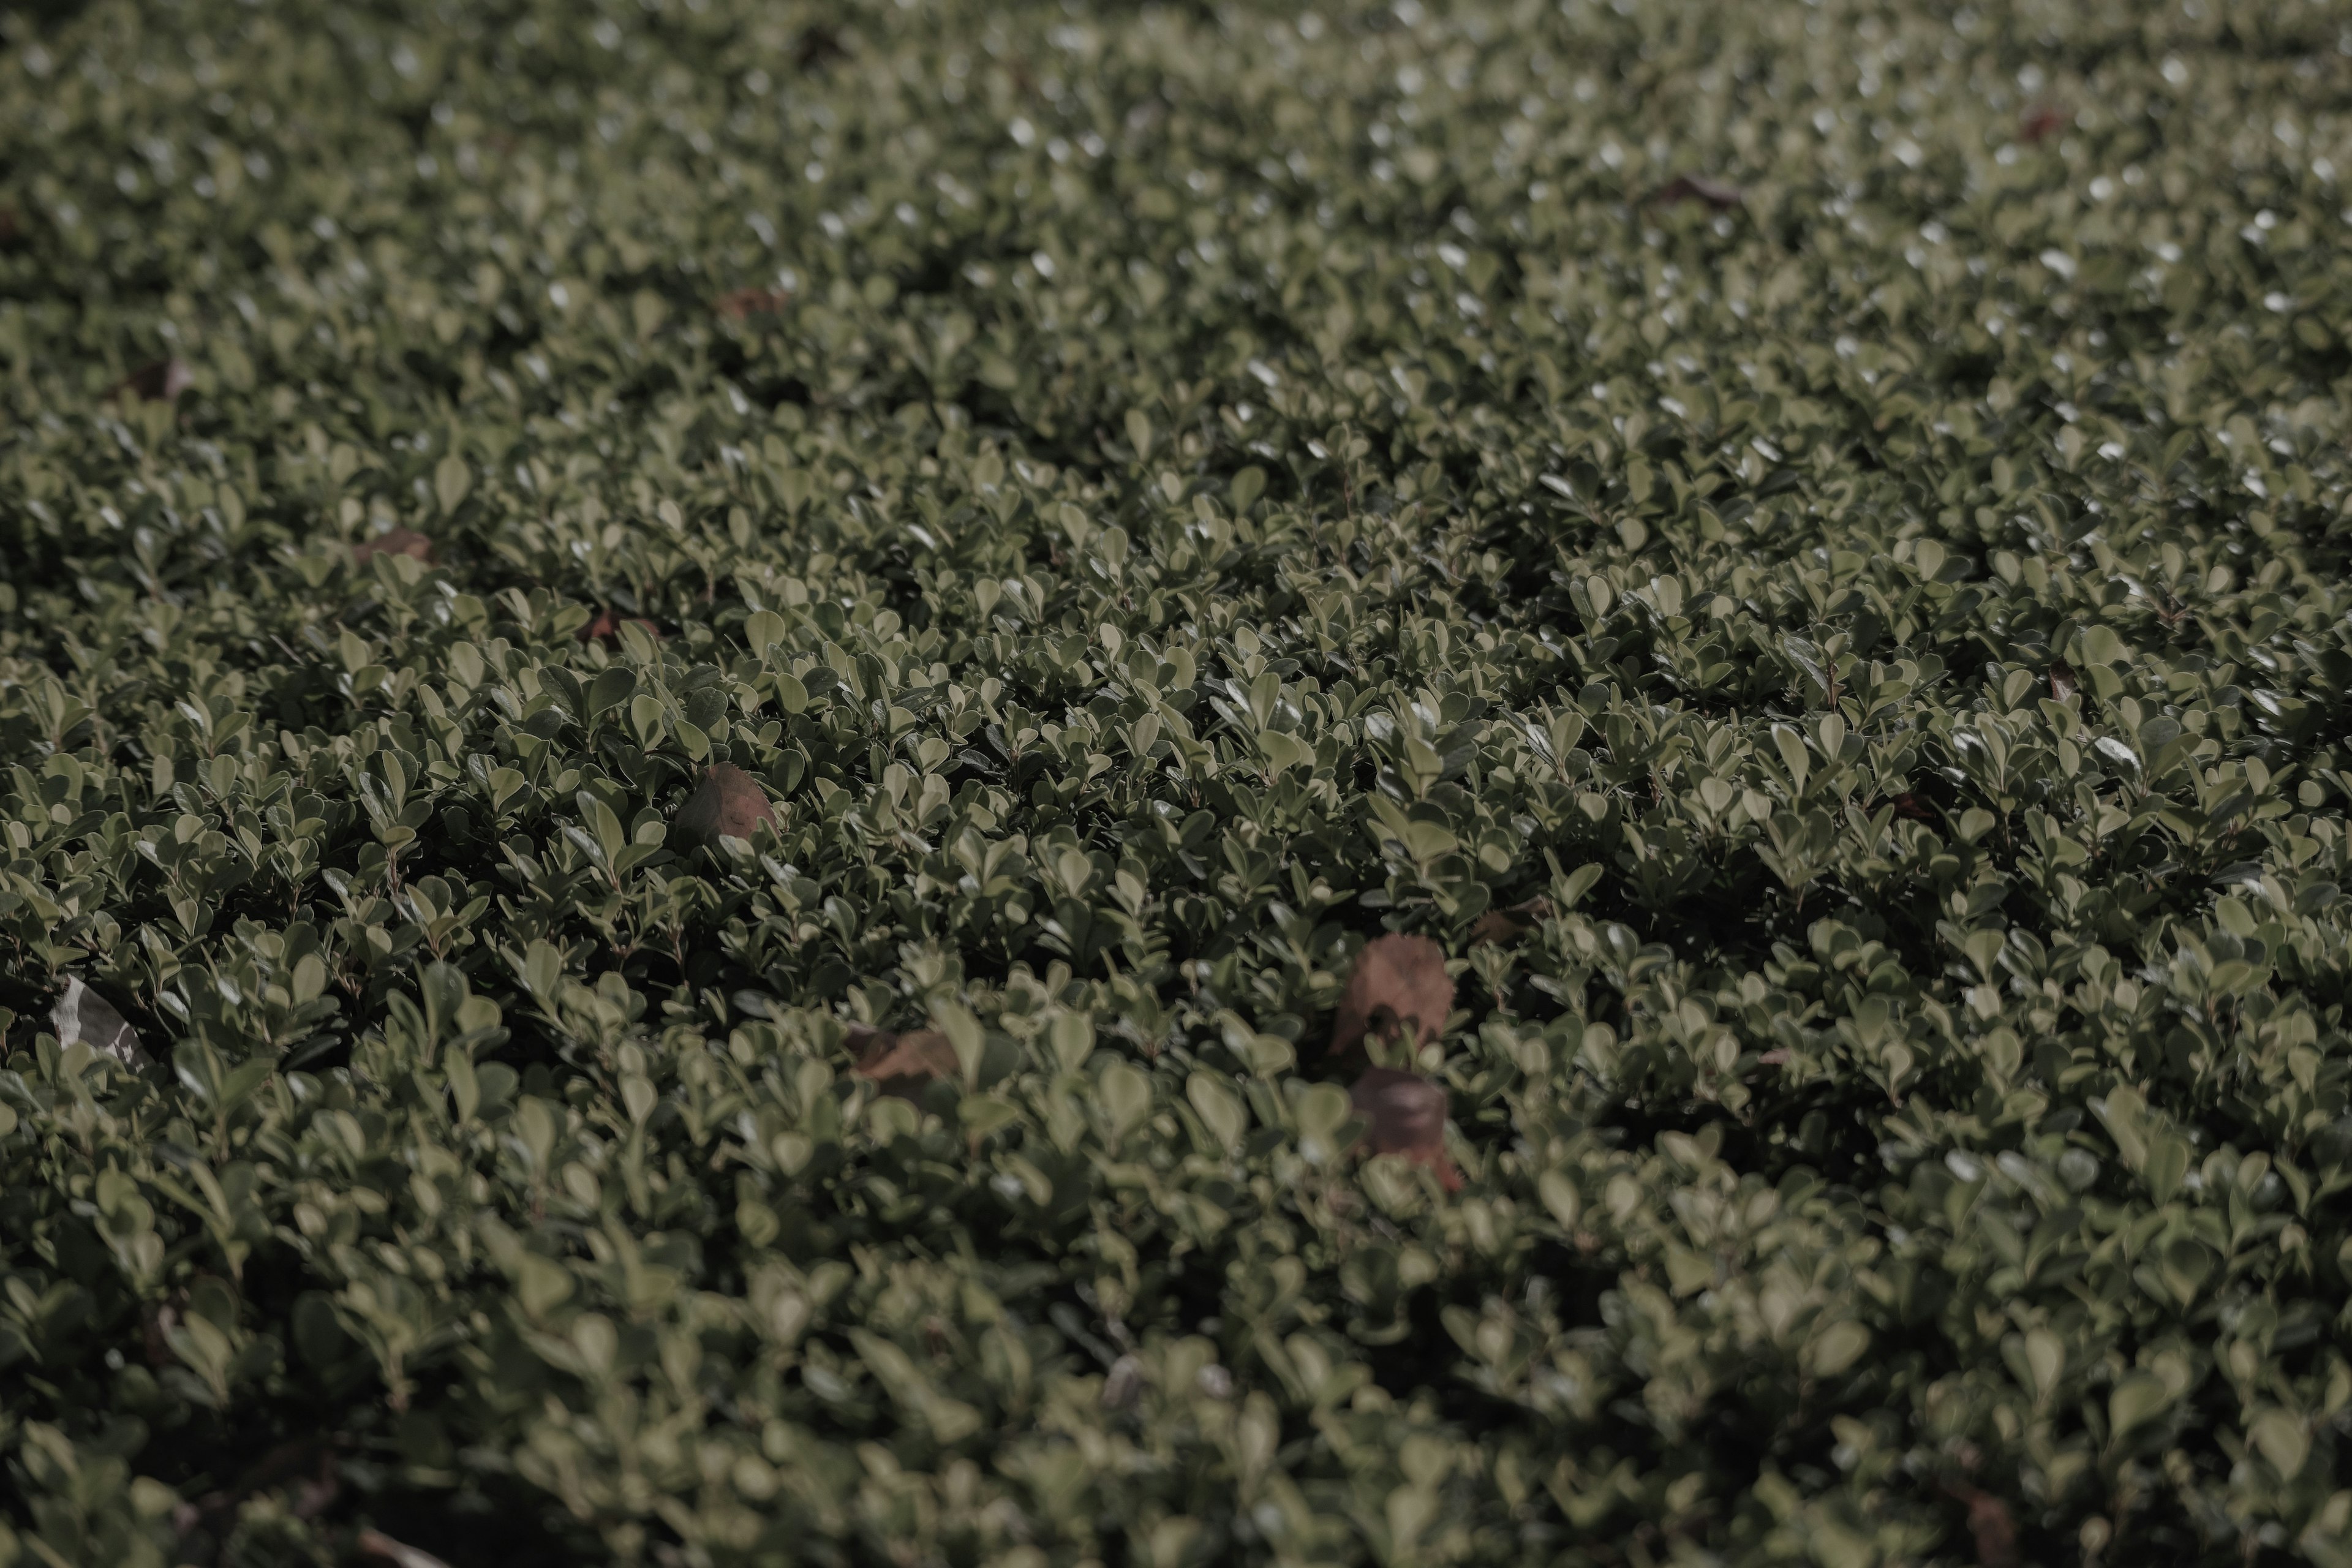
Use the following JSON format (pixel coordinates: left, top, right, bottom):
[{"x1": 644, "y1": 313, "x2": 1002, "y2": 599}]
[{"x1": 4, "y1": 0, "x2": 2352, "y2": 1561}]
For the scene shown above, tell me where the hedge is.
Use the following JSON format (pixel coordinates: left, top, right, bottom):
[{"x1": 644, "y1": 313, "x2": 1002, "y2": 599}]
[{"x1": 4, "y1": 0, "x2": 2352, "y2": 1564}]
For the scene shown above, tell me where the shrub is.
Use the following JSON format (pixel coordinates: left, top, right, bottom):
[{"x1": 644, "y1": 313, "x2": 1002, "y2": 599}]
[{"x1": 2, "y1": 0, "x2": 2351, "y2": 1563}]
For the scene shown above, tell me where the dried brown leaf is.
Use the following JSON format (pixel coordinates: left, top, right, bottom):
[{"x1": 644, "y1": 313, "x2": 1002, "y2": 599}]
[
  {"x1": 1939, "y1": 1482, "x2": 2020, "y2": 1568},
  {"x1": 851, "y1": 1027, "x2": 960, "y2": 1098},
  {"x1": 1468, "y1": 910, "x2": 1521, "y2": 946},
  {"x1": 353, "y1": 527, "x2": 436, "y2": 565},
  {"x1": 110, "y1": 357, "x2": 194, "y2": 403},
  {"x1": 1349, "y1": 1068, "x2": 1462, "y2": 1191},
  {"x1": 2048, "y1": 660, "x2": 2076, "y2": 701},
  {"x1": 578, "y1": 607, "x2": 660, "y2": 642},
  {"x1": 1330, "y1": 933, "x2": 1453, "y2": 1057},
  {"x1": 671, "y1": 763, "x2": 779, "y2": 848},
  {"x1": 1648, "y1": 173, "x2": 1744, "y2": 210},
  {"x1": 2021, "y1": 104, "x2": 2070, "y2": 143},
  {"x1": 717, "y1": 286, "x2": 793, "y2": 321},
  {"x1": 1469, "y1": 896, "x2": 1553, "y2": 946}
]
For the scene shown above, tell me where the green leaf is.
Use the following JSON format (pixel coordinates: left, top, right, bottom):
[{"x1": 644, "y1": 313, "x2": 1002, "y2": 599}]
[
  {"x1": 2250, "y1": 1409, "x2": 2310, "y2": 1479},
  {"x1": 2108, "y1": 1373, "x2": 2171, "y2": 1443},
  {"x1": 587, "y1": 666, "x2": 636, "y2": 719},
  {"x1": 434, "y1": 453, "x2": 472, "y2": 516}
]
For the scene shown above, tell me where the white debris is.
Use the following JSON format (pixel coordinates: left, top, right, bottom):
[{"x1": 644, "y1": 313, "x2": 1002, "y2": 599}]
[{"x1": 51, "y1": 977, "x2": 148, "y2": 1068}]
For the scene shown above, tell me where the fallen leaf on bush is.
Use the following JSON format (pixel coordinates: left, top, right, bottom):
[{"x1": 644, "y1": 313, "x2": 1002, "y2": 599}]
[
  {"x1": 1349, "y1": 1068, "x2": 1461, "y2": 1190},
  {"x1": 1939, "y1": 1481, "x2": 2020, "y2": 1568},
  {"x1": 51, "y1": 976, "x2": 147, "y2": 1067},
  {"x1": 1468, "y1": 911, "x2": 1517, "y2": 945},
  {"x1": 1331, "y1": 933, "x2": 1453, "y2": 1055},
  {"x1": 353, "y1": 527, "x2": 435, "y2": 565},
  {"x1": 2048, "y1": 660, "x2": 2076, "y2": 700},
  {"x1": 717, "y1": 287, "x2": 793, "y2": 320},
  {"x1": 851, "y1": 1027, "x2": 960, "y2": 1098},
  {"x1": 1470, "y1": 896, "x2": 1553, "y2": 945},
  {"x1": 671, "y1": 763, "x2": 779, "y2": 848},
  {"x1": 1648, "y1": 174, "x2": 1743, "y2": 210},
  {"x1": 2021, "y1": 104, "x2": 2070, "y2": 143},
  {"x1": 108, "y1": 358, "x2": 194, "y2": 402},
  {"x1": 579, "y1": 607, "x2": 660, "y2": 641}
]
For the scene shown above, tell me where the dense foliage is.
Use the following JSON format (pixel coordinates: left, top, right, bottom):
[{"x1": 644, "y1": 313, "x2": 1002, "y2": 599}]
[{"x1": 5, "y1": 0, "x2": 2352, "y2": 1562}]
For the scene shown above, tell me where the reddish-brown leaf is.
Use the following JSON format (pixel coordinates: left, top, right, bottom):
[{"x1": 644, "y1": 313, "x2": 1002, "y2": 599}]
[
  {"x1": 1349, "y1": 1068, "x2": 1462, "y2": 1191},
  {"x1": 671, "y1": 763, "x2": 779, "y2": 848},
  {"x1": 1939, "y1": 1482, "x2": 2020, "y2": 1568},
  {"x1": 1648, "y1": 174, "x2": 1744, "y2": 210},
  {"x1": 1468, "y1": 911, "x2": 1520, "y2": 946},
  {"x1": 110, "y1": 358, "x2": 194, "y2": 403},
  {"x1": 579, "y1": 607, "x2": 660, "y2": 643},
  {"x1": 2048, "y1": 660, "x2": 2077, "y2": 701},
  {"x1": 1890, "y1": 792, "x2": 1934, "y2": 822},
  {"x1": 717, "y1": 286, "x2": 793, "y2": 321},
  {"x1": 352, "y1": 527, "x2": 435, "y2": 565},
  {"x1": 2021, "y1": 104, "x2": 2070, "y2": 143},
  {"x1": 851, "y1": 1027, "x2": 960, "y2": 1098},
  {"x1": 1330, "y1": 933, "x2": 1453, "y2": 1057},
  {"x1": 1469, "y1": 896, "x2": 1553, "y2": 946}
]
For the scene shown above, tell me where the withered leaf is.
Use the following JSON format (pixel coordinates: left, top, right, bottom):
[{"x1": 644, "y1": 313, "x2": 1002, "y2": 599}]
[
  {"x1": 717, "y1": 287, "x2": 793, "y2": 321},
  {"x1": 110, "y1": 358, "x2": 194, "y2": 402},
  {"x1": 1890, "y1": 792, "x2": 1934, "y2": 822},
  {"x1": 579, "y1": 607, "x2": 660, "y2": 642},
  {"x1": 1468, "y1": 911, "x2": 1520, "y2": 946},
  {"x1": 1939, "y1": 1482, "x2": 2020, "y2": 1568},
  {"x1": 353, "y1": 527, "x2": 435, "y2": 565},
  {"x1": 1648, "y1": 173, "x2": 1744, "y2": 210},
  {"x1": 851, "y1": 1027, "x2": 960, "y2": 1098},
  {"x1": 2021, "y1": 104, "x2": 2070, "y2": 143},
  {"x1": 2048, "y1": 660, "x2": 2076, "y2": 700},
  {"x1": 671, "y1": 763, "x2": 780, "y2": 849},
  {"x1": 1349, "y1": 1068, "x2": 1462, "y2": 1191},
  {"x1": 1469, "y1": 895, "x2": 1553, "y2": 946},
  {"x1": 1330, "y1": 933, "x2": 1453, "y2": 1057}
]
